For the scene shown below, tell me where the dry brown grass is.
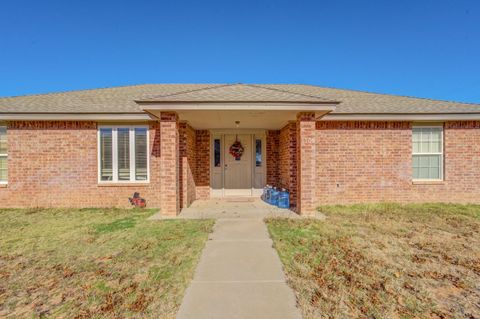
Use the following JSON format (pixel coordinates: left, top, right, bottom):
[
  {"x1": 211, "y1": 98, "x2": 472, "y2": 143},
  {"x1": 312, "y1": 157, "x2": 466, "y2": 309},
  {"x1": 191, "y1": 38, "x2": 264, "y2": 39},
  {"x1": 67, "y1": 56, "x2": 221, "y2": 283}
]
[
  {"x1": 0, "y1": 208, "x2": 214, "y2": 318},
  {"x1": 266, "y1": 203, "x2": 480, "y2": 319}
]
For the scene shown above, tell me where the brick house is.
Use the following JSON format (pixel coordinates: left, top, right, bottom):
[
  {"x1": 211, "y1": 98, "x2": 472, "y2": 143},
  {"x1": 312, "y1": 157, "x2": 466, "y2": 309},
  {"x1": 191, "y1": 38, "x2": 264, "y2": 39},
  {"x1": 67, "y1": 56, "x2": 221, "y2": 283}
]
[{"x1": 0, "y1": 83, "x2": 479, "y2": 216}]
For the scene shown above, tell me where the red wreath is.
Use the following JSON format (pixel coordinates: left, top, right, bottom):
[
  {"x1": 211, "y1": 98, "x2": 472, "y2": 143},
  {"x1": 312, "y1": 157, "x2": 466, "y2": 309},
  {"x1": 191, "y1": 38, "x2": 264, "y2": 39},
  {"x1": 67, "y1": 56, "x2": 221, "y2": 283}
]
[{"x1": 229, "y1": 140, "x2": 244, "y2": 160}]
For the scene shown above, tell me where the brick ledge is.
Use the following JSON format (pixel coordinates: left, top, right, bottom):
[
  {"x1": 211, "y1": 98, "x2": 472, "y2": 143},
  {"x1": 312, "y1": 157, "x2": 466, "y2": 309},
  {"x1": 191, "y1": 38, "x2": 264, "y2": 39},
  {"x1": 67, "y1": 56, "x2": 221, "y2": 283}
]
[{"x1": 412, "y1": 180, "x2": 445, "y2": 185}]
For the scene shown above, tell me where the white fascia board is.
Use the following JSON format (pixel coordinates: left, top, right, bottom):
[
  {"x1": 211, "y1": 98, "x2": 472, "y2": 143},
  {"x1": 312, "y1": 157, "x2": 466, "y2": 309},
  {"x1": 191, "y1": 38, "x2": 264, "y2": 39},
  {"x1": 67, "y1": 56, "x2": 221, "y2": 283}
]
[
  {"x1": 321, "y1": 113, "x2": 480, "y2": 121},
  {"x1": 0, "y1": 113, "x2": 154, "y2": 121}
]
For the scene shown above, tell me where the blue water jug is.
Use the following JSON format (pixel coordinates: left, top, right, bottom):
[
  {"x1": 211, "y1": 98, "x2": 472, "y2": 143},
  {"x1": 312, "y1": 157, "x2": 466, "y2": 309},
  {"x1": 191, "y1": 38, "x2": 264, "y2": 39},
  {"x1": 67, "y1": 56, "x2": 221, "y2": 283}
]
[
  {"x1": 262, "y1": 185, "x2": 270, "y2": 203},
  {"x1": 265, "y1": 186, "x2": 272, "y2": 204},
  {"x1": 277, "y1": 189, "x2": 290, "y2": 208},
  {"x1": 270, "y1": 188, "x2": 280, "y2": 206}
]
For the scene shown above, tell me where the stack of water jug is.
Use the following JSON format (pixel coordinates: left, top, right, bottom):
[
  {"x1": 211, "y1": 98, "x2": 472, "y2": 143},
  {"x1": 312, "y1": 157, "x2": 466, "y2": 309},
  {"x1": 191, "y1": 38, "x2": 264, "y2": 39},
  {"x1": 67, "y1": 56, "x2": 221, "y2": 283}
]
[{"x1": 262, "y1": 185, "x2": 290, "y2": 208}]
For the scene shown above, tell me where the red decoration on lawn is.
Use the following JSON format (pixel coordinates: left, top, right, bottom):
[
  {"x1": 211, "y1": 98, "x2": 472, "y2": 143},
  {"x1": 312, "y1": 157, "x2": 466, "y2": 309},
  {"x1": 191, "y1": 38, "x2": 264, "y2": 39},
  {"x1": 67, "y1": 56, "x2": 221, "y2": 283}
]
[
  {"x1": 229, "y1": 139, "x2": 244, "y2": 160},
  {"x1": 129, "y1": 192, "x2": 146, "y2": 208}
]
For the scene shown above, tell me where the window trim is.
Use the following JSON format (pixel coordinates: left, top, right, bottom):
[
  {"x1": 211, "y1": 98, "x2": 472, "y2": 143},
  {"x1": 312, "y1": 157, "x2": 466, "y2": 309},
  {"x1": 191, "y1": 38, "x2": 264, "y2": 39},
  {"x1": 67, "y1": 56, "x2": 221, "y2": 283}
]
[
  {"x1": 412, "y1": 125, "x2": 444, "y2": 182},
  {"x1": 97, "y1": 125, "x2": 150, "y2": 184},
  {"x1": 0, "y1": 125, "x2": 6, "y2": 185}
]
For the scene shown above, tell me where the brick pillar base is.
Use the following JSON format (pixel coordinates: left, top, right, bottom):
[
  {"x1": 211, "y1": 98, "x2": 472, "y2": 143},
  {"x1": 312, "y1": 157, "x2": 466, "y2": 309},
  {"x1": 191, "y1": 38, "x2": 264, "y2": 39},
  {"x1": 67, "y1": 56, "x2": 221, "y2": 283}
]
[
  {"x1": 160, "y1": 112, "x2": 180, "y2": 216},
  {"x1": 296, "y1": 112, "x2": 316, "y2": 216}
]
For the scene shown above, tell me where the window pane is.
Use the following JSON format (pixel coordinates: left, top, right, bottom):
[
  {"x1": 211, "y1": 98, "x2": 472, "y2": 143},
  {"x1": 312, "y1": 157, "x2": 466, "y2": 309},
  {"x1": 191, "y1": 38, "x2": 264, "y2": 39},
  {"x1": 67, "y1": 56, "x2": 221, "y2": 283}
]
[
  {"x1": 214, "y1": 139, "x2": 221, "y2": 167},
  {"x1": 430, "y1": 129, "x2": 442, "y2": 141},
  {"x1": 421, "y1": 141, "x2": 430, "y2": 153},
  {"x1": 412, "y1": 129, "x2": 421, "y2": 143},
  {"x1": 419, "y1": 167, "x2": 429, "y2": 179},
  {"x1": 419, "y1": 155, "x2": 430, "y2": 167},
  {"x1": 429, "y1": 167, "x2": 440, "y2": 179},
  {"x1": 430, "y1": 140, "x2": 441, "y2": 153},
  {"x1": 135, "y1": 128, "x2": 148, "y2": 181},
  {"x1": 413, "y1": 127, "x2": 442, "y2": 154},
  {"x1": 0, "y1": 156, "x2": 7, "y2": 182},
  {"x1": 0, "y1": 127, "x2": 6, "y2": 154},
  {"x1": 413, "y1": 155, "x2": 441, "y2": 180},
  {"x1": 255, "y1": 139, "x2": 262, "y2": 167},
  {"x1": 117, "y1": 128, "x2": 130, "y2": 181},
  {"x1": 413, "y1": 141, "x2": 421, "y2": 153},
  {"x1": 100, "y1": 128, "x2": 113, "y2": 181},
  {"x1": 429, "y1": 155, "x2": 440, "y2": 167},
  {"x1": 412, "y1": 156, "x2": 419, "y2": 167}
]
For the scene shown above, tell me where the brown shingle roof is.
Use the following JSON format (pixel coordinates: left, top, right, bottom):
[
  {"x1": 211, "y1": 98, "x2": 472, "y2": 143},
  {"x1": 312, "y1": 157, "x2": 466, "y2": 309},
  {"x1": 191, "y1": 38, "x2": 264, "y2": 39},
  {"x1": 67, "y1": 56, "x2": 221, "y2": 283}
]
[
  {"x1": 139, "y1": 84, "x2": 337, "y2": 103},
  {"x1": 0, "y1": 83, "x2": 478, "y2": 114}
]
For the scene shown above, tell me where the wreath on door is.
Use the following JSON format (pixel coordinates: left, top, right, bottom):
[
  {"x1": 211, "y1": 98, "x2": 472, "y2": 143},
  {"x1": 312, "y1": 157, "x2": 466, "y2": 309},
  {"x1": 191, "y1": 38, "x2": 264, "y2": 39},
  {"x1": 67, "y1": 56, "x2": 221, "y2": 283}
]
[{"x1": 229, "y1": 136, "x2": 244, "y2": 161}]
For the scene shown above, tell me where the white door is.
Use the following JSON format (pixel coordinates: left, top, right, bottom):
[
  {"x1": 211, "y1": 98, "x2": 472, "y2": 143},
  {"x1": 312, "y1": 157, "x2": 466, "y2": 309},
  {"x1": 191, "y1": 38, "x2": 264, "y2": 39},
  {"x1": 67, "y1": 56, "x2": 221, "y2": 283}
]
[{"x1": 224, "y1": 134, "x2": 252, "y2": 196}]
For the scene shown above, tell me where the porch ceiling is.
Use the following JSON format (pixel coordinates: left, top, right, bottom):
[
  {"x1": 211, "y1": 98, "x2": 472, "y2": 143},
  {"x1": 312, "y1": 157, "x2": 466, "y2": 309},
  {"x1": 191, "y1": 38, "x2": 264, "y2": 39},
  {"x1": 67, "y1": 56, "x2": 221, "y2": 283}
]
[
  {"x1": 137, "y1": 84, "x2": 338, "y2": 129},
  {"x1": 145, "y1": 108, "x2": 334, "y2": 129}
]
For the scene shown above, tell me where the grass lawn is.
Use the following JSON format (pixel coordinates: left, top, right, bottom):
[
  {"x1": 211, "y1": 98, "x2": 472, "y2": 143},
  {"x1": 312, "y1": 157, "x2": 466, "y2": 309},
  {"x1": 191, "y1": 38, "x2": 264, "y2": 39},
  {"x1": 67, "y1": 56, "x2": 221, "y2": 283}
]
[
  {"x1": 0, "y1": 208, "x2": 214, "y2": 318},
  {"x1": 266, "y1": 203, "x2": 480, "y2": 319}
]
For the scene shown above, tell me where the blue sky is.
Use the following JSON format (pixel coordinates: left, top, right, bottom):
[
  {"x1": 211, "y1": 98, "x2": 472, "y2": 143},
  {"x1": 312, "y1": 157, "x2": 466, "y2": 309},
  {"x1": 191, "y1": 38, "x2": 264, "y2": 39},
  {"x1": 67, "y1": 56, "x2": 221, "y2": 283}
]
[{"x1": 0, "y1": 0, "x2": 478, "y2": 103}]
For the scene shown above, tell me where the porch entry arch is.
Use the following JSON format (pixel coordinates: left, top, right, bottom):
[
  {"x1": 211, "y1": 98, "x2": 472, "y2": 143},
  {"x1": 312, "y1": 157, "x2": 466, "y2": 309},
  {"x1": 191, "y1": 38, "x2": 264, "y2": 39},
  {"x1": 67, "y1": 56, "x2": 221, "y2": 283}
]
[{"x1": 210, "y1": 130, "x2": 266, "y2": 197}]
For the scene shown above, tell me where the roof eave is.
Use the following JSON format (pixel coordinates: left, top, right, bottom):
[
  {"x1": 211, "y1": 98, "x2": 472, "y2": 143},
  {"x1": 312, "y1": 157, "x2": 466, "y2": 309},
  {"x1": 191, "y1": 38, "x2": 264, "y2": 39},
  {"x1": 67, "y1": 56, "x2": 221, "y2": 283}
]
[
  {"x1": 137, "y1": 101, "x2": 339, "y2": 112},
  {"x1": 0, "y1": 112, "x2": 155, "y2": 121},
  {"x1": 321, "y1": 113, "x2": 480, "y2": 121}
]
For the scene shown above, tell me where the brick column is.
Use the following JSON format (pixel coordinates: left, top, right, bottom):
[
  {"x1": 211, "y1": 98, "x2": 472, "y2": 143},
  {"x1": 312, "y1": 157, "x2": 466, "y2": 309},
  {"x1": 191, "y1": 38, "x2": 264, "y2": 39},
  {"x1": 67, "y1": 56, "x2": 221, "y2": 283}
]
[
  {"x1": 266, "y1": 130, "x2": 280, "y2": 186},
  {"x1": 160, "y1": 112, "x2": 180, "y2": 216},
  {"x1": 296, "y1": 112, "x2": 316, "y2": 216},
  {"x1": 195, "y1": 130, "x2": 211, "y2": 199}
]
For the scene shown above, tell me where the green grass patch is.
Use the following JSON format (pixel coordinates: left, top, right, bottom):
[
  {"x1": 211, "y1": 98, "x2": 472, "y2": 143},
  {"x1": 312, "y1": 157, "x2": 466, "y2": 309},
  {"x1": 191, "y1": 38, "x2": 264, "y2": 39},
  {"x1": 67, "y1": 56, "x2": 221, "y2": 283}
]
[
  {"x1": 266, "y1": 203, "x2": 480, "y2": 319},
  {"x1": 93, "y1": 216, "x2": 138, "y2": 234},
  {"x1": 0, "y1": 208, "x2": 214, "y2": 318}
]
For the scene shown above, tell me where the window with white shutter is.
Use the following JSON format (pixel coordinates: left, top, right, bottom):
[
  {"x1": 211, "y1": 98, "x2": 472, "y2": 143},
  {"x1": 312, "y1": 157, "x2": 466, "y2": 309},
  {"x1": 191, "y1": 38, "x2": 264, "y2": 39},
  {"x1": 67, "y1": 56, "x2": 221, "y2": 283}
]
[
  {"x1": 0, "y1": 126, "x2": 7, "y2": 184},
  {"x1": 99, "y1": 128, "x2": 113, "y2": 181},
  {"x1": 98, "y1": 125, "x2": 149, "y2": 183},
  {"x1": 135, "y1": 128, "x2": 148, "y2": 181}
]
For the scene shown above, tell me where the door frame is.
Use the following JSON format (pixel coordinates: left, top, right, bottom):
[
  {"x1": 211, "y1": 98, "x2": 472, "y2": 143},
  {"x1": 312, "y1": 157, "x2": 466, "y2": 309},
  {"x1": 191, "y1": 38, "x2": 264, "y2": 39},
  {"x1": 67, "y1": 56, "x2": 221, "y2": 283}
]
[{"x1": 210, "y1": 129, "x2": 267, "y2": 197}]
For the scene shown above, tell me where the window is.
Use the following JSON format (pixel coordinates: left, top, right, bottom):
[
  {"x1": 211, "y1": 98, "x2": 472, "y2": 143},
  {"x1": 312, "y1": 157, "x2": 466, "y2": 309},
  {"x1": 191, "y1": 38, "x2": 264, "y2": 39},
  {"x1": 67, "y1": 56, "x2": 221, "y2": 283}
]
[
  {"x1": 98, "y1": 126, "x2": 149, "y2": 182},
  {"x1": 214, "y1": 138, "x2": 221, "y2": 167},
  {"x1": 0, "y1": 126, "x2": 7, "y2": 183},
  {"x1": 255, "y1": 139, "x2": 262, "y2": 167},
  {"x1": 412, "y1": 126, "x2": 443, "y2": 180}
]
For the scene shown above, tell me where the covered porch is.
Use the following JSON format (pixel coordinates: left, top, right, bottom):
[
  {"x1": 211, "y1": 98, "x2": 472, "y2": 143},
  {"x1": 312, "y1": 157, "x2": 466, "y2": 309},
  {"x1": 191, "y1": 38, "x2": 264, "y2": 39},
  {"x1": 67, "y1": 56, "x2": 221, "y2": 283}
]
[
  {"x1": 136, "y1": 84, "x2": 338, "y2": 216},
  {"x1": 175, "y1": 197, "x2": 300, "y2": 219}
]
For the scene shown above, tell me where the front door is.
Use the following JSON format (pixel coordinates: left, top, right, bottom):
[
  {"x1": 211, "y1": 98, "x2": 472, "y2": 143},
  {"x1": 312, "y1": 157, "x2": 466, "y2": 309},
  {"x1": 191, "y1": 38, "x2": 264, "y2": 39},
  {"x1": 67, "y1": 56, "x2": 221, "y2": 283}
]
[{"x1": 224, "y1": 134, "x2": 252, "y2": 196}]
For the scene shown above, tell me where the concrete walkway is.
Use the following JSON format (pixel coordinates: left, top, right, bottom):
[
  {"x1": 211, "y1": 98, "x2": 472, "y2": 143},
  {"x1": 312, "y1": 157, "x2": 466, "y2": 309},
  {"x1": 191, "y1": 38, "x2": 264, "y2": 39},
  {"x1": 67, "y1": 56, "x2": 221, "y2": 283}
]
[{"x1": 176, "y1": 200, "x2": 302, "y2": 319}]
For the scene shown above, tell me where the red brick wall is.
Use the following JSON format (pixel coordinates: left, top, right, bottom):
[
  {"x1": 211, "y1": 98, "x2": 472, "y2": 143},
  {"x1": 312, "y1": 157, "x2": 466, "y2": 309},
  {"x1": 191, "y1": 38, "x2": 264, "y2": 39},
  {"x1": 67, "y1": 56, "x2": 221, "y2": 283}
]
[
  {"x1": 266, "y1": 130, "x2": 279, "y2": 186},
  {"x1": 315, "y1": 121, "x2": 480, "y2": 205},
  {"x1": 278, "y1": 122, "x2": 297, "y2": 207},
  {"x1": 5, "y1": 119, "x2": 478, "y2": 210},
  {"x1": 160, "y1": 112, "x2": 180, "y2": 215},
  {"x1": 0, "y1": 121, "x2": 162, "y2": 208},
  {"x1": 179, "y1": 122, "x2": 197, "y2": 209},
  {"x1": 297, "y1": 112, "x2": 317, "y2": 215},
  {"x1": 195, "y1": 130, "x2": 210, "y2": 199}
]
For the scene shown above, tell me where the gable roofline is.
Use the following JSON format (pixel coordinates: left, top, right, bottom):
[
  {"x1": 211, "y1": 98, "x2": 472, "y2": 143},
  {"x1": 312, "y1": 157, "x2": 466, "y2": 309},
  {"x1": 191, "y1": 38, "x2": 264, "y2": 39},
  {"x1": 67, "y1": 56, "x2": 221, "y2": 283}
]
[{"x1": 136, "y1": 83, "x2": 340, "y2": 104}]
